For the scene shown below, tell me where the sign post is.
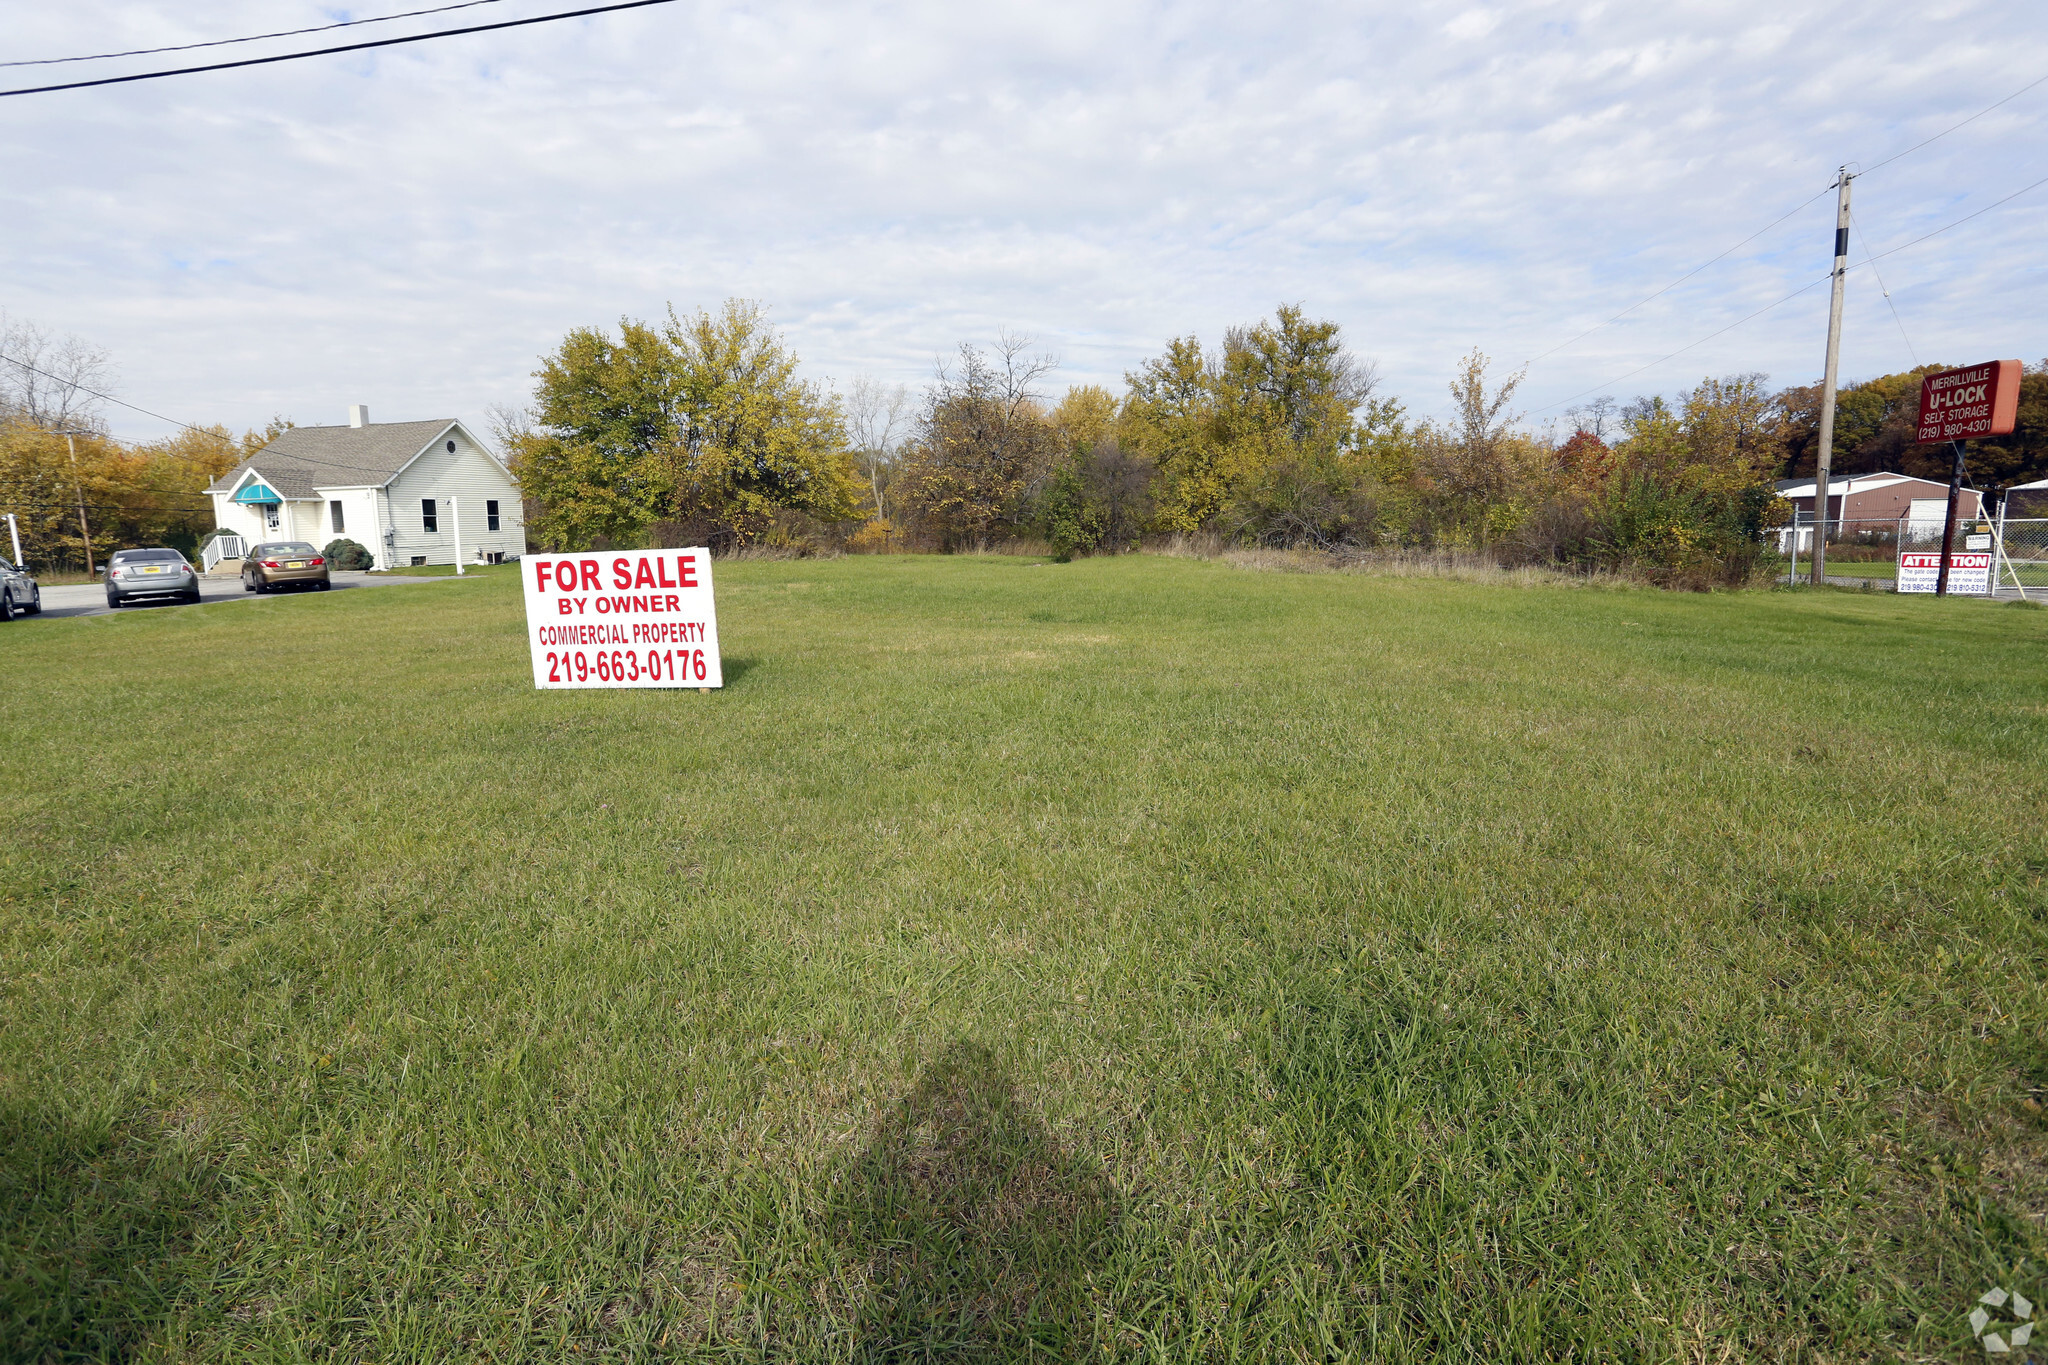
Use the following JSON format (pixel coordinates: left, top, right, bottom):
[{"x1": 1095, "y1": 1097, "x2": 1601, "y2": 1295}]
[
  {"x1": 1916, "y1": 360, "x2": 2021, "y2": 597},
  {"x1": 520, "y1": 548, "x2": 722, "y2": 690}
]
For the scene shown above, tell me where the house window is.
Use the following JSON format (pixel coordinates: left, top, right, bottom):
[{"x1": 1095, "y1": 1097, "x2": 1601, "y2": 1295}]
[
  {"x1": 422, "y1": 498, "x2": 438, "y2": 533},
  {"x1": 265, "y1": 504, "x2": 280, "y2": 531},
  {"x1": 330, "y1": 500, "x2": 345, "y2": 534},
  {"x1": 486, "y1": 499, "x2": 500, "y2": 531}
]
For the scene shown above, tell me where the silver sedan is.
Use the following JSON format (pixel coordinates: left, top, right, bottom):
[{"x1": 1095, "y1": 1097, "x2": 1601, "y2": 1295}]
[{"x1": 106, "y1": 548, "x2": 203, "y2": 607}]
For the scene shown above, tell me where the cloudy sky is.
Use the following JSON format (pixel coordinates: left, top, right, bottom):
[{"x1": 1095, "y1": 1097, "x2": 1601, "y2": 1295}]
[{"x1": 3, "y1": 0, "x2": 2044, "y2": 442}]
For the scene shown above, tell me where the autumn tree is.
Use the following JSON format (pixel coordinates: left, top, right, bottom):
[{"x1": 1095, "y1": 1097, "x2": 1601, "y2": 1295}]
[
  {"x1": 1036, "y1": 385, "x2": 1152, "y2": 559},
  {"x1": 508, "y1": 301, "x2": 857, "y2": 551},
  {"x1": 659, "y1": 300, "x2": 860, "y2": 546},
  {"x1": 1412, "y1": 349, "x2": 1547, "y2": 542},
  {"x1": 1124, "y1": 305, "x2": 1381, "y2": 536},
  {"x1": 896, "y1": 335, "x2": 1060, "y2": 548}
]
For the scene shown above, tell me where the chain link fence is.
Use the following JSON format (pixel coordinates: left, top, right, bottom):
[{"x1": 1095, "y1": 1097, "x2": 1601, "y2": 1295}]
[{"x1": 1769, "y1": 511, "x2": 2044, "y2": 596}]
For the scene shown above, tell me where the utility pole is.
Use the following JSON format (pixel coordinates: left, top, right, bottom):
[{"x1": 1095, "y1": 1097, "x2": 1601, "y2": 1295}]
[
  {"x1": 5, "y1": 512, "x2": 22, "y2": 568},
  {"x1": 60, "y1": 429, "x2": 96, "y2": 575},
  {"x1": 1810, "y1": 168, "x2": 1853, "y2": 586}
]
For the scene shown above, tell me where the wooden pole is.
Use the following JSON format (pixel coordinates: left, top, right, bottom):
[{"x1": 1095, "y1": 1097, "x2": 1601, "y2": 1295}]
[
  {"x1": 1811, "y1": 169, "x2": 1853, "y2": 586},
  {"x1": 63, "y1": 431, "x2": 95, "y2": 575}
]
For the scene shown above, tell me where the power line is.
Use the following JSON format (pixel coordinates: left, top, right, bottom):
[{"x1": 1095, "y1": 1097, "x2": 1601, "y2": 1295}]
[
  {"x1": 1531, "y1": 275, "x2": 1832, "y2": 415},
  {"x1": 0, "y1": 0, "x2": 679, "y2": 98},
  {"x1": 1522, "y1": 185, "x2": 1833, "y2": 368},
  {"x1": 0, "y1": 0, "x2": 513, "y2": 69},
  {"x1": 1861, "y1": 72, "x2": 2048, "y2": 176},
  {"x1": 1531, "y1": 165, "x2": 2048, "y2": 415},
  {"x1": 0, "y1": 350, "x2": 493, "y2": 486},
  {"x1": 1851, "y1": 210, "x2": 1919, "y2": 368},
  {"x1": 1520, "y1": 71, "x2": 2045, "y2": 374},
  {"x1": 0, "y1": 499, "x2": 217, "y2": 514},
  {"x1": 1854, "y1": 168, "x2": 2048, "y2": 267},
  {"x1": 0, "y1": 351, "x2": 239, "y2": 446}
]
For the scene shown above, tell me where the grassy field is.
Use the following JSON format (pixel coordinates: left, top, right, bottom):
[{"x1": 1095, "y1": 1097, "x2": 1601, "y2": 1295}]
[{"x1": 3, "y1": 556, "x2": 2045, "y2": 1363}]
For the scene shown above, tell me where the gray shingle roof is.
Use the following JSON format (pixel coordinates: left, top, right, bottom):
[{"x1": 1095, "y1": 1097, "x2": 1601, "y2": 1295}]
[{"x1": 206, "y1": 419, "x2": 458, "y2": 498}]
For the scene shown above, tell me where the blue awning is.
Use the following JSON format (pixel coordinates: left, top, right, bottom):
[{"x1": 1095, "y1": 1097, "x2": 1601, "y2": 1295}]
[{"x1": 232, "y1": 481, "x2": 281, "y2": 504}]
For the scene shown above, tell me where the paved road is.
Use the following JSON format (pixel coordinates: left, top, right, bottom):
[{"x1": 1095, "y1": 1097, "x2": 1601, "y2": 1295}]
[{"x1": 25, "y1": 571, "x2": 459, "y2": 621}]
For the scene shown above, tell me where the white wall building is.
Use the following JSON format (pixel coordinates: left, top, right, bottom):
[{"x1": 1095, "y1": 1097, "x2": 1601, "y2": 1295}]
[{"x1": 206, "y1": 406, "x2": 524, "y2": 570}]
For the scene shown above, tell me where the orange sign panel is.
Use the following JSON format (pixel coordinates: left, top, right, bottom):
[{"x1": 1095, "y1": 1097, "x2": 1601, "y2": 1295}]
[{"x1": 1915, "y1": 360, "x2": 2021, "y2": 443}]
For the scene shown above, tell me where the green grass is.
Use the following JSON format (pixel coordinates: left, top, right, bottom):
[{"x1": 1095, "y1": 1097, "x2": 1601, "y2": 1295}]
[{"x1": 3, "y1": 555, "x2": 2045, "y2": 1362}]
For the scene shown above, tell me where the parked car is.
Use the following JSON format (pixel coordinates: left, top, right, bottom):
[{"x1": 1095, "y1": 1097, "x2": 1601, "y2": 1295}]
[
  {"x1": 105, "y1": 547, "x2": 201, "y2": 608},
  {"x1": 242, "y1": 541, "x2": 331, "y2": 594},
  {"x1": 0, "y1": 557, "x2": 41, "y2": 620}
]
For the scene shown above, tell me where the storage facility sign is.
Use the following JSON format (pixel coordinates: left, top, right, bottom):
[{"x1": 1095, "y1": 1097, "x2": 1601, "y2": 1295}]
[
  {"x1": 1915, "y1": 360, "x2": 2021, "y2": 443},
  {"x1": 520, "y1": 549, "x2": 722, "y2": 689},
  {"x1": 1898, "y1": 551, "x2": 1991, "y2": 595}
]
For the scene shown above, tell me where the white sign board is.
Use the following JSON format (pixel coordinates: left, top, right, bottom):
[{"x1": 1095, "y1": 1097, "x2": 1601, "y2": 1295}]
[
  {"x1": 1897, "y1": 551, "x2": 1991, "y2": 596},
  {"x1": 520, "y1": 549, "x2": 722, "y2": 688}
]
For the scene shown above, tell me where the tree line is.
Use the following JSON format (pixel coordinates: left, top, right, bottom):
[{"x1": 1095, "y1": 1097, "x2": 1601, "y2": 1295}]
[
  {"x1": 6, "y1": 302, "x2": 2040, "y2": 582},
  {"x1": 0, "y1": 317, "x2": 269, "y2": 572},
  {"x1": 511, "y1": 298, "x2": 2048, "y2": 586}
]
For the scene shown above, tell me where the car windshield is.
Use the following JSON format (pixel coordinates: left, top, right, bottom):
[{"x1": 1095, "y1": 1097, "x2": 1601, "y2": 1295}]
[
  {"x1": 259, "y1": 544, "x2": 317, "y2": 557},
  {"x1": 116, "y1": 549, "x2": 185, "y2": 564}
]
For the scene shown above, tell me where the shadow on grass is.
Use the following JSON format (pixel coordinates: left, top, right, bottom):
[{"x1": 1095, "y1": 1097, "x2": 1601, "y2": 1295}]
[
  {"x1": 719, "y1": 656, "x2": 760, "y2": 688},
  {"x1": 827, "y1": 1042, "x2": 1117, "y2": 1361},
  {"x1": 0, "y1": 1105, "x2": 213, "y2": 1362}
]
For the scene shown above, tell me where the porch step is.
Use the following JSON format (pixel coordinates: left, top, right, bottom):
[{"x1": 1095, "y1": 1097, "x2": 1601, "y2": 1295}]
[{"x1": 206, "y1": 558, "x2": 245, "y2": 577}]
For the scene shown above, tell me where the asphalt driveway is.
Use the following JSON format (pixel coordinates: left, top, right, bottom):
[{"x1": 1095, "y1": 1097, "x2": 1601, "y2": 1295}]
[{"x1": 26, "y1": 571, "x2": 460, "y2": 621}]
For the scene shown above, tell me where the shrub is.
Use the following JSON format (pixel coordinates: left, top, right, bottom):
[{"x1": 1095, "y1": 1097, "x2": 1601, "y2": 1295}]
[
  {"x1": 846, "y1": 519, "x2": 899, "y2": 554},
  {"x1": 323, "y1": 538, "x2": 374, "y2": 570},
  {"x1": 1038, "y1": 439, "x2": 1154, "y2": 561},
  {"x1": 1582, "y1": 477, "x2": 1777, "y2": 588}
]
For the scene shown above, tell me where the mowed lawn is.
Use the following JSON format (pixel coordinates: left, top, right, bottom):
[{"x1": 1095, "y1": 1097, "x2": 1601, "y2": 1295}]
[{"x1": 3, "y1": 556, "x2": 2045, "y2": 1363}]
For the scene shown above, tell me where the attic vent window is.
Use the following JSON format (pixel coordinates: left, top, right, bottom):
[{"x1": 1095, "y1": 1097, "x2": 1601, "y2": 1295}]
[{"x1": 446, "y1": 440, "x2": 456, "y2": 453}]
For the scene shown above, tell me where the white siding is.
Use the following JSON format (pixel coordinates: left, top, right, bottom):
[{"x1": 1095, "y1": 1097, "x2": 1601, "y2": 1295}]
[
  {"x1": 284, "y1": 499, "x2": 327, "y2": 546},
  {"x1": 304, "y1": 488, "x2": 385, "y2": 563},
  {"x1": 381, "y1": 425, "x2": 524, "y2": 567}
]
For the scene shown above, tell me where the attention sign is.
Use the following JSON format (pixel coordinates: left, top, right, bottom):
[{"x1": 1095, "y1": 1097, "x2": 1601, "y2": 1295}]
[
  {"x1": 520, "y1": 549, "x2": 723, "y2": 689},
  {"x1": 1898, "y1": 551, "x2": 1991, "y2": 595},
  {"x1": 1915, "y1": 360, "x2": 2021, "y2": 443}
]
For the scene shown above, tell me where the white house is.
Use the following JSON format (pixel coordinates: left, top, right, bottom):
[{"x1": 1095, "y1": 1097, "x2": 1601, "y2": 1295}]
[{"x1": 206, "y1": 406, "x2": 524, "y2": 570}]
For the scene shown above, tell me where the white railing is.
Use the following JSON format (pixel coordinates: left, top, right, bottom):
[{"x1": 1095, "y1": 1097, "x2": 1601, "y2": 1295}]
[{"x1": 202, "y1": 535, "x2": 246, "y2": 573}]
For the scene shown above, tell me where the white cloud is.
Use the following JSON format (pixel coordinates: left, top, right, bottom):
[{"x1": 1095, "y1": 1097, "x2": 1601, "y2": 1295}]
[{"x1": 0, "y1": 0, "x2": 2043, "y2": 441}]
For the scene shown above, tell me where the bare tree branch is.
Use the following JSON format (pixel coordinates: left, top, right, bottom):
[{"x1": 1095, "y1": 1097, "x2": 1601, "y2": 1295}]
[{"x1": 0, "y1": 313, "x2": 115, "y2": 432}]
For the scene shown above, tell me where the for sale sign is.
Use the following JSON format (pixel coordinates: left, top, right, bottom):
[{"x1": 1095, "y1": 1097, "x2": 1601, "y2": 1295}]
[
  {"x1": 1915, "y1": 360, "x2": 2021, "y2": 443},
  {"x1": 521, "y1": 549, "x2": 722, "y2": 689},
  {"x1": 1898, "y1": 551, "x2": 1991, "y2": 595}
]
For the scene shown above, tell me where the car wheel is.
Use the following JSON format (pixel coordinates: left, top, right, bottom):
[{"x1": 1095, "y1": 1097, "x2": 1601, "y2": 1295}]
[
  {"x1": 105, "y1": 593, "x2": 120, "y2": 609},
  {"x1": 184, "y1": 588, "x2": 202, "y2": 604},
  {"x1": 0, "y1": 590, "x2": 13, "y2": 622},
  {"x1": 319, "y1": 580, "x2": 332, "y2": 591},
  {"x1": 24, "y1": 589, "x2": 40, "y2": 616}
]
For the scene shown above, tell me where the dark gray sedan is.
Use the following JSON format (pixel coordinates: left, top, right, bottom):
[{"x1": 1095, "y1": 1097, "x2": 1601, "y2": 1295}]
[
  {"x1": 105, "y1": 548, "x2": 202, "y2": 607},
  {"x1": 0, "y1": 557, "x2": 40, "y2": 620}
]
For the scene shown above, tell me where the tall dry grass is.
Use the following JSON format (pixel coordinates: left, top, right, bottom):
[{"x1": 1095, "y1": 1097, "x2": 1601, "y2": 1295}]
[{"x1": 1151, "y1": 533, "x2": 1647, "y2": 589}]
